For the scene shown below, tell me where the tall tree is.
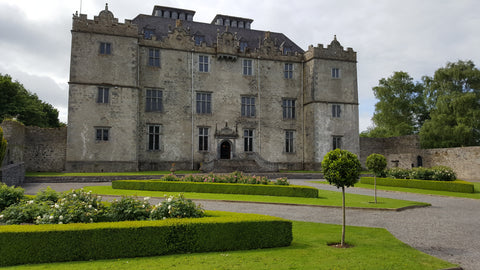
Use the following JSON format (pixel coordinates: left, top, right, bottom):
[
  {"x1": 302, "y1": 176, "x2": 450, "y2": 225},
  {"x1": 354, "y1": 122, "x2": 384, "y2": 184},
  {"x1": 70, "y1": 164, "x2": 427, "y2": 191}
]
[
  {"x1": 420, "y1": 61, "x2": 480, "y2": 148},
  {"x1": 365, "y1": 72, "x2": 427, "y2": 137},
  {"x1": 0, "y1": 74, "x2": 62, "y2": 128}
]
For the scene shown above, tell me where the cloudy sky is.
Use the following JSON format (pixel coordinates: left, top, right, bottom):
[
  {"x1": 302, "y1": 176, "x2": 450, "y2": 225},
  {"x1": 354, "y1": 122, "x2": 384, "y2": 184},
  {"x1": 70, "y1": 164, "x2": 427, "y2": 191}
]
[{"x1": 0, "y1": 0, "x2": 479, "y2": 131}]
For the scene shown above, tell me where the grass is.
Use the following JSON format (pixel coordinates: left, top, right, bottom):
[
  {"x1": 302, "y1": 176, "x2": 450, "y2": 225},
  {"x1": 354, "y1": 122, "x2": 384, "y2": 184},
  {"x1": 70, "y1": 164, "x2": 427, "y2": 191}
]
[
  {"x1": 1, "y1": 221, "x2": 456, "y2": 270},
  {"x1": 83, "y1": 185, "x2": 429, "y2": 209},
  {"x1": 312, "y1": 180, "x2": 480, "y2": 199},
  {"x1": 26, "y1": 171, "x2": 199, "y2": 177}
]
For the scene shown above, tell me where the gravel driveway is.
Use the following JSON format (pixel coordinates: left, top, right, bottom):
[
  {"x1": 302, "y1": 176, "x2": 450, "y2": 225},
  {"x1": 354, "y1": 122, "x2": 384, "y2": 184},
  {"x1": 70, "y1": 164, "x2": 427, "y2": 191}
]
[{"x1": 21, "y1": 180, "x2": 480, "y2": 270}]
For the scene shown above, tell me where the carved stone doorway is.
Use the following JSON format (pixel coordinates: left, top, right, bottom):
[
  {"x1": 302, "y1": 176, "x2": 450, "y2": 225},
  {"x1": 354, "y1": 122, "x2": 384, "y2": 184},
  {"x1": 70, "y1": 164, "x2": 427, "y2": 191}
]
[{"x1": 220, "y1": 141, "x2": 231, "y2": 159}]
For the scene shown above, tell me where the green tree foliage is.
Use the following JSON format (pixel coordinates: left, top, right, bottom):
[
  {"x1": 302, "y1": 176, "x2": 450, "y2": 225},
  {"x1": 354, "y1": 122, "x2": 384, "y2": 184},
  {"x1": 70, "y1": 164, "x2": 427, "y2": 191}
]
[
  {"x1": 365, "y1": 71, "x2": 427, "y2": 137},
  {"x1": 0, "y1": 74, "x2": 62, "y2": 128},
  {"x1": 321, "y1": 149, "x2": 361, "y2": 247},
  {"x1": 420, "y1": 61, "x2": 480, "y2": 148},
  {"x1": 366, "y1": 153, "x2": 387, "y2": 203},
  {"x1": 0, "y1": 126, "x2": 7, "y2": 166}
]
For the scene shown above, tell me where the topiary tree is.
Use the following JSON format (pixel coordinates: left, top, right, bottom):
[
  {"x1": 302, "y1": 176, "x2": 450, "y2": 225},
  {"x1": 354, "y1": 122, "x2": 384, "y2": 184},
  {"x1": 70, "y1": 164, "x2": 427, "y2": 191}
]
[
  {"x1": 321, "y1": 149, "x2": 361, "y2": 247},
  {"x1": 0, "y1": 126, "x2": 7, "y2": 166},
  {"x1": 365, "y1": 153, "x2": 387, "y2": 203}
]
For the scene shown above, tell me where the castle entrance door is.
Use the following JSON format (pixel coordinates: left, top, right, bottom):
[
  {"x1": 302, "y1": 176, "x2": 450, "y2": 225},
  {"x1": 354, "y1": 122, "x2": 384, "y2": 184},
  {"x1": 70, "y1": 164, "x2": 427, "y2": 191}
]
[{"x1": 220, "y1": 141, "x2": 231, "y2": 159}]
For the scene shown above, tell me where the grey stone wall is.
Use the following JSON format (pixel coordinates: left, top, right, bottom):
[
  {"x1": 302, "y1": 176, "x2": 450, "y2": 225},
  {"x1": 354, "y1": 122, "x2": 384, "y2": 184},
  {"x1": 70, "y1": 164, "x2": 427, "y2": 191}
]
[{"x1": 0, "y1": 162, "x2": 25, "y2": 186}]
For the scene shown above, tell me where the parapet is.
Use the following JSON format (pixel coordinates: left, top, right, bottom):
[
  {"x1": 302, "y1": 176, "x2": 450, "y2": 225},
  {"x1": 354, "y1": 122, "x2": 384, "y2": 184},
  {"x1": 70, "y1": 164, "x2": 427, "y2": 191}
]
[
  {"x1": 72, "y1": 3, "x2": 138, "y2": 37},
  {"x1": 304, "y1": 35, "x2": 356, "y2": 62}
]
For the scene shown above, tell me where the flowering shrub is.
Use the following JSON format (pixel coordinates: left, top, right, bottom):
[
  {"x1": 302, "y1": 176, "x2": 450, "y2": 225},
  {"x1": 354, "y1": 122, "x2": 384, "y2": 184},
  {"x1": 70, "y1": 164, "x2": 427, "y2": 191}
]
[
  {"x1": 274, "y1": 177, "x2": 289, "y2": 185},
  {"x1": 150, "y1": 194, "x2": 204, "y2": 220},
  {"x1": 34, "y1": 186, "x2": 60, "y2": 204},
  {"x1": 0, "y1": 183, "x2": 25, "y2": 211},
  {"x1": 431, "y1": 166, "x2": 457, "y2": 181},
  {"x1": 387, "y1": 166, "x2": 456, "y2": 181},
  {"x1": 160, "y1": 171, "x2": 289, "y2": 186},
  {"x1": 409, "y1": 167, "x2": 434, "y2": 180},
  {"x1": 387, "y1": 168, "x2": 411, "y2": 179},
  {"x1": 107, "y1": 196, "x2": 151, "y2": 221},
  {"x1": 0, "y1": 200, "x2": 50, "y2": 224}
]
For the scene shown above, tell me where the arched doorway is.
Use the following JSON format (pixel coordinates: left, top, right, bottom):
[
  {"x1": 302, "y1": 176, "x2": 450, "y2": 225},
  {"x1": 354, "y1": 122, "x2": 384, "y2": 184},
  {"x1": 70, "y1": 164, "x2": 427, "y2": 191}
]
[
  {"x1": 220, "y1": 141, "x2": 231, "y2": 159},
  {"x1": 417, "y1": 156, "x2": 423, "y2": 167}
]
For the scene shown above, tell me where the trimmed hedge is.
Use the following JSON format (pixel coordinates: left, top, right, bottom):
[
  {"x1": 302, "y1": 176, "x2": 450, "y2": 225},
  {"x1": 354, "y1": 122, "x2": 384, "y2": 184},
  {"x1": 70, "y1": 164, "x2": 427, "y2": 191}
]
[
  {"x1": 0, "y1": 211, "x2": 292, "y2": 267},
  {"x1": 112, "y1": 180, "x2": 319, "y2": 198},
  {"x1": 360, "y1": 177, "x2": 474, "y2": 193}
]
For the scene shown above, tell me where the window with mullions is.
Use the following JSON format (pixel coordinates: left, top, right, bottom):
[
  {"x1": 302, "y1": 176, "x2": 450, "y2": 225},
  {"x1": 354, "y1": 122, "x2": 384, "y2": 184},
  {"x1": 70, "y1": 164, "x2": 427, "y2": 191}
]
[
  {"x1": 147, "y1": 125, "x2": 162, "y2": 151},
  {"x1": 332, "y1": 68, "x2": 340, "y2": 78},
  {"x1": 332, "y1": 104, "x2": 341, "y2": 118},
  {"x1": 97, "y1": 87, "x2": 109, "y2": 103},
  {"x1": 285, "y1": 130, "x2": 295, "y2": 153},
  {"x1": 333, "y1": 136, "x2": 342, "y2": 150},
  {"x1": 194, "y1": 35, "x2": 205, "y2": 45},
  {"x1": 146, "y1": 89, "x2": 163, "y2": 112},
  {"x1": 240, "y1": 41, "x2": 248, "y2": 52},
  {"x1": 196, "y1": 92, "x2": 212, "y2": 114},
  {"x1": 99, "y1": 42, "x2": 111, "y2": 55},
  {"x1": 241, "y1": 96, "x2": 255, "y2": 117},
  {"x1": 244, "y1": 129, "x2": 254, "y2": 152},
  {"x1": 95, "y1": 128, "x2": 110, "y2": 141},
  {"x1": 198, "y1": 127, "x2": 209, "y2": 151},
  {"x1": 282, "y1": 99, "x2": 295, "y2": 119},
  {"x1": 243, "y1": 59, "x2": 253, "y2": 75},
  {"x1": 199, "y1": 55, "x2": 209, "y2": 72},
  {"x1": 148, "y1": 48, "x2": 160, "y2": 67},
  {"x1": 284, "y1": 63, "x2": 293, "y2": 79}
]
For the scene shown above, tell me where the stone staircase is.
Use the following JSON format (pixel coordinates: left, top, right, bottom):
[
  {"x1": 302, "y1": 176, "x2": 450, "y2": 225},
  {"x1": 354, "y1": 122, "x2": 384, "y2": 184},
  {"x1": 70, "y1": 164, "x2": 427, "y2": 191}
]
[{"x1": 200, "y1": 153, "x2": 278, "y2": 173}]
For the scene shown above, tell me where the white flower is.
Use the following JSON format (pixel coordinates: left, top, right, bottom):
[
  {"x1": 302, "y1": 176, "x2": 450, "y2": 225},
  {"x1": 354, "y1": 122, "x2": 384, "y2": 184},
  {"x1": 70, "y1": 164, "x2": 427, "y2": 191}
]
[
  {"x1": 28, "y1": 200, "x2": 34, "y2": 204},
  {"x1": 168, "y1": 205, "x2": 172, "y2": 210},
  {"x1": 49, "y1": 215, "x2": 54, "y2": 220},
  {"x1": 59, "y1": 215, "x2": 64, "y2": 220},
  {"x1": 162, "y1": 217, "x2": 166, "y2": 220},
  {"x1": 167, "y1": 197, "x2": 173, "y2": 203},
  {"x1": 54, "y1": 204, "x2": 60, "y2": 209},
  {"x1": 89, "y1": 218, "x2": 93, "y2": 223},
  {"x1": 142, "y1": 204, "x2": 145, "y2": 208},
  {"x1": 58, "y1": 221, "x2": 63, "y2": 224},
  {"x1": 36, "y1": 216, "x2": 41, "y2": 220},
  {"x1": 0, "y1": 214, "x2": 4, "y2": 219},
  {"x1": 72, "y1": 194, "x2": 77, "y2": 197},
  {"x1": 144, "y1": 197, "x2": 150, "y2": 201},
  {"x1": 88, "y1": 205, "x2": 92, "y2": 208}
]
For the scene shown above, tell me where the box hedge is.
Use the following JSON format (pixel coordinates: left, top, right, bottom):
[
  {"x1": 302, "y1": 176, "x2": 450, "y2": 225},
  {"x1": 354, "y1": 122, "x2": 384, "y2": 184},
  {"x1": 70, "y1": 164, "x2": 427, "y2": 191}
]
[
  {"x1": 0, "y1": 211, "x2": 292, "y2": 267},
  {"x1": 360, "y1": 177, "x2": 474, "y2": 193},
  {"x1": 112, "y1": 180, "x2": 319, "y2": 198}
]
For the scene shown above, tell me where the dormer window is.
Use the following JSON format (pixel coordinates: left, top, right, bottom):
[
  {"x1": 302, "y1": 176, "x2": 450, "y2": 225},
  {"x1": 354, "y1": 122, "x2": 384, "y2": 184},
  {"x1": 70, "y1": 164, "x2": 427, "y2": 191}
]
[
  {"x1": 194, "y1": 35, "x2": 205, "y2": 46},
  {"x1": 144, "y1": 29, "x2": 154, "y2": 39},
  {"x1": 240, "y1": 41, "x2": 248, "y2": 52},
  {"x1": 283, "y1": 46, "x2": 292, "y2": 55}
]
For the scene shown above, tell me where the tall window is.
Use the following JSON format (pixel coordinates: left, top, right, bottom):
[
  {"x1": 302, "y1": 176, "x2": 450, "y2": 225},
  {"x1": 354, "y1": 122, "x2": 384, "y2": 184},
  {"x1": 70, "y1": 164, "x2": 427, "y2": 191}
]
[
  {"x1": 97, "y1": 87, "x2": 109, "y2": 103},
  {"x1": 146, "y1": 89, "x2": 163, "y2": 112},
  {"x1": 332, "y1": 68, "x2": 340, "y2": 78},
  {"x1": 148, "y1": 125, "x2": 162, "y2": 151},
  {"x1": 285, "y1": 130, "x2": 295, "y2": 153},
  {"x1": 95, "y1": 128, "x2": 109, "y2": 141},
  {"x1": 282, "y1": 99, "x2": 296, "y2": 119},
  {"x1": 99, "y1": 42, "x2": 111, "y2": 55},
  {"x1": 240, "y1": 41, "x2": 248, "y2": 52},
  {"x1": 243, "y1": 59, "x2": 253, "y2": 75},
  {"x1": 284, "y1": 63, "x2": 293, "y2": 79},
  {"x1": 241, "y1": 96, "x2": 256, "y2": 117},
  {"x1": 196, "y1": 92, "x2": 212, "y2": 114},
  {"x1": 148, "y1": 48, "x2": 160, "y2": 67},
  {"x1": 194, "y1": 35, "x2": 205, "y2": 45},
  {"x1": 332, "y1": 104, "x2": 341, "y2": 118},
  {"x1": 199, "y1": 127, "x2": 209, "y2": 151},
  {"x1": 244, "y1": 129, "x2": 254, "y2": 152},
  {"x1": 199, "y1": 55, "x2": 209, "y2": 72},
  {"x1": 333, "y1": 136, "x2": 342, "y2": 150}
]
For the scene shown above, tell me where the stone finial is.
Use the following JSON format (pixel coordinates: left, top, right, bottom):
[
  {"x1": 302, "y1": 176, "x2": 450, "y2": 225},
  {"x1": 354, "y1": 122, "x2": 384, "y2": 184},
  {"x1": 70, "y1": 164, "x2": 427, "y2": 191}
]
[{"x1": 105, "y1": 3, "x2": 109, "y2": 11}]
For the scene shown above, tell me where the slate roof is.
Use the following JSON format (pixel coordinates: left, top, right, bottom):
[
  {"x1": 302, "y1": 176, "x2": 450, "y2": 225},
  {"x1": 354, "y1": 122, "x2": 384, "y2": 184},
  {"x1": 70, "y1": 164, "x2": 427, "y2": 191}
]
[{"x1": 132, "y1": 14, "x2": 304, "y2": 54}]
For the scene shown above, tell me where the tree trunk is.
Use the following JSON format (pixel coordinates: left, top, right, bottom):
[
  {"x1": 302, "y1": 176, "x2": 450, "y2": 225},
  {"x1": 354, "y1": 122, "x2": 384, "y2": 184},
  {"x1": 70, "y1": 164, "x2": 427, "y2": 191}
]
[
  {"x1": 374, "y1": 175, "x2": 377, "y2": 203},
  {"x1": 342, "y1": 186, "x2": 345, "y2": 247}
]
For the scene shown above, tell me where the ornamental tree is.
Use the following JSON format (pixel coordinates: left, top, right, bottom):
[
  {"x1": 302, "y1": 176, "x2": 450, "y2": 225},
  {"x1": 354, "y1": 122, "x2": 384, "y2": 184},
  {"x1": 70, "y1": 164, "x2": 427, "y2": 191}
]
[
  {"x1": 321, "y1": 149, "x2": 361, "y2": 247},
  {"x1": 366, "y1": 153, "x2": 387, "y2": 203}
]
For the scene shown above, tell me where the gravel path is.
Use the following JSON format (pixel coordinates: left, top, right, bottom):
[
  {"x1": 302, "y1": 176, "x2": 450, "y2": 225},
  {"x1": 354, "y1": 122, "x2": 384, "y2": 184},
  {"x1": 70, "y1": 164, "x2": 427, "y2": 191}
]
[{"x1": 21, "y1": 180, "x2": 480, "y2": 270}]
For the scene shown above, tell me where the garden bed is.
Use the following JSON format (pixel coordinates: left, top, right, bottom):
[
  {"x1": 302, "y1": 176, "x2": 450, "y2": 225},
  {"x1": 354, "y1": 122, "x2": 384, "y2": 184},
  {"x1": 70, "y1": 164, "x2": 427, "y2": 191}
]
[
  {"x1": 112, "y1": 180, "x2": 319, "y2": 198},
  {"x1": 360, "y1": 177, "x2": 474, "y2": 193},
  {"x1": 0, "y1": 211, "x2": 292, "y2": 267}
]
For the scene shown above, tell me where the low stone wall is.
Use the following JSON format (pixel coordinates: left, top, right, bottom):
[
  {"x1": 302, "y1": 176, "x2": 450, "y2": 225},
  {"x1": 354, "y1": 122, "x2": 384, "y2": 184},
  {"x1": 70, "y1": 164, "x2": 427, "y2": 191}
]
[{"x1": 0, "y1": 163, "x2": 25, "y2": 186}]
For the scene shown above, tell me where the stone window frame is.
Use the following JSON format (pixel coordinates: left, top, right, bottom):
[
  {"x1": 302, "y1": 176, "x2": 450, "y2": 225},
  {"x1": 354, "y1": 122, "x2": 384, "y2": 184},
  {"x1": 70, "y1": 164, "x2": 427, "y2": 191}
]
[
  {"x1": 284, "y1": 63, "x2": 293, "y2": 79},
  {"x1": 146, "y1": 89, "x2": 163, "y2": 112},
  {"x1": 95, "y1": 127, "x2": 110, "y2": 142},
  {"x1": 331, "y1": 67, "x2": 340, "y2": 79},
  {"x1": 239, "y1": 41, "x2": 248, "y2": 52},
  {"x1": 241, "y1": 96, "x2": 256, "y2": 117},
  {"x1": 333, "y1": 136, "x2": 342, "y2": 150},
  {"x1": 99, "y1": 42, "x2": 111, "y2": 55},
  {"x1": 97, "y1": 87, "x2": 109, "y2": 104},
  {"x1": 332, "y1": 104, "x2": 341, "y2": 118},
  {"x1": 196, "y1": 92, "x2": 212, "y2": 114},
  {"x1": 282, "y1": 98, "x2": 296, "y2": 119},
  {"x1": 148, "y1": 48, "x2": 160, "y2": 67},
  {"x1": 243, "y1": 129, "x2": 254, "y2": 152},
  {"x1": 198, "y1": 127, "x2": 209, "y2": 151},
  {"x1": 285, "y1": 130, "x2": 295, "y2": 153},
  {"x1": 147, "y1": 124, "x2": 162, "y2": 151},
  {"x1": 199, "y1": 55, "x2": 209, "y2": 72},
  {"x1": 242, "y1": 59, "x2": 253, "y2": 76}
]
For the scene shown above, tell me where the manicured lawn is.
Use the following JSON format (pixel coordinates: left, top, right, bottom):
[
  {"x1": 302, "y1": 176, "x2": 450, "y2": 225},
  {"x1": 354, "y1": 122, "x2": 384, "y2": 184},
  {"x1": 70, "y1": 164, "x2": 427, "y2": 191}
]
[
  {"x1": 2, "y1": 221, "x2": 456, "y2": 270},
  {"x1": 84, "y1": 185, "x2": 429, "y2": 209},
  {"x1": 26, "y1": 171, "x2": 198, "y2": 177},
  {"x1": 312, "y1": 180, "x2": 480, "y2": 199}
]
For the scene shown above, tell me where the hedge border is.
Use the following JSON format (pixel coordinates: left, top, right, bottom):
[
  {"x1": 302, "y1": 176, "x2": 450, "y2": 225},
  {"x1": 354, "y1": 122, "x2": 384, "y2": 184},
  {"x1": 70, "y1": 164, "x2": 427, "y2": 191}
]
[
  {"x1": 112, "y1": 180, "x2": 319, "y2": 198},
  {"x1": 360, "y1": 177, "x2": 474, "y2": 193},
  {"x1": 0, "y1": 211, "x2": 292, "y2": 267}
]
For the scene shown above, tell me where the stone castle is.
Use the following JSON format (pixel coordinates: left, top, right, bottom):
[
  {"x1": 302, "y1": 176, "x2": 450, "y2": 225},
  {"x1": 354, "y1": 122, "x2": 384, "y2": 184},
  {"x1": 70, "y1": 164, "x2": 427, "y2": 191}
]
[{"x1": 64, "y1": 4, "x2": 359, "y2": 172}]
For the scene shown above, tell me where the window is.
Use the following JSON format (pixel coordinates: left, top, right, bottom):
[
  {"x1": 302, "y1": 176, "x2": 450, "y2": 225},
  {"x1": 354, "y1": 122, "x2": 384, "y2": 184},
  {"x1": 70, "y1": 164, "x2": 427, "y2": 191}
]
[
  {"x1": 196, "y1": 92, "x2": 212, "y2": 114},
  {"x1": 282, "y1": 99, "x2": 296, "y2": 119},
  {"x1": 333, "y1": 136, "x2": 342, "y2": 150},
  {"x1": 284, "y1": 63, "x2": 293, "y2": 79},
  {"x1": 194, "y1": 35, "x2": 205, "y2": 45},
  {"x1": 146, "y1": 89, "x2": 163, "y2": 112},
  {"x1": 244, "y1": 129, "x2": 254, "y2": 152},
  {"x1": 239, "y1": 41, "x2": 248, "y2": 52},
  {"x1": 144, "y1": 29, "x2": 154, "y2": 39},
  {"x1": 332, "y1": 68, "x2": 340, "y2": 78},
  {"x1": 99, "y1": 42, "x2": 111, "y2": 55},
  {"x1": 198, "y1": 127, "x2": 209, "y2": 151},
  {"x1": 285, "y1": 130, "x2": 295, "y2": 153},
  {"x1": 148, "y1": 48, "x2": 160, "y2": 67},
  {"x1": 97, "y1": 87, "x2": 109, "y2": 103},
  {"x1": 283, "y1": 46, "x2": 292, "y2": 55},
  {"x1": 148, "y1": 125, "x2": 162, "y2": 151},
  {"x1": 243, "y1": 59, "x2": 253, "y2": 75},
  {"x1": 332, "y1": 104, "x2": 341, "y2": 118},
  {"x1": 241, "y1": 96, "x2": 255, "y2": 117},
  {"x1": 199, "y1": 55, "x2": 209, "y2": 72},
  {"x1": 95, "y1": 128, "x2": 109, "y2": 141}
]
